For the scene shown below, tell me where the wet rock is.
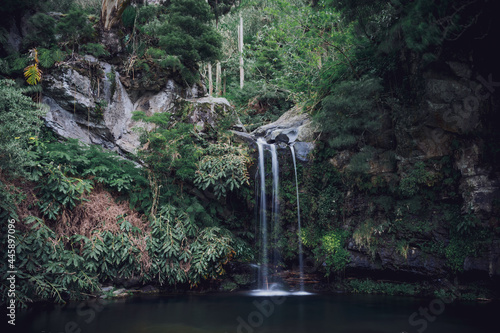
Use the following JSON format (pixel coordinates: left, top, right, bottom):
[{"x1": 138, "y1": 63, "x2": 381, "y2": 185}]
[
  {"x1": 412, "y1": 125, "x2": 453, "y2": 159},
  {"x1": 454, "y1": 140, "x2": 485, "y2": 177},
  {"x1": 251, "y1": 105, "x2": 317, "y2": 143},
  {"x1": 293, "y1": 142, "x2": 315, "y2": 162},
  {"x1": 275, "y1": 133, "x2": 290, "y2": 144}
]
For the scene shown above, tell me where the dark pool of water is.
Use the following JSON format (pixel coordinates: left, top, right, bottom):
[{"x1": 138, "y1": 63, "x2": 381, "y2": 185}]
[{"x1": 3, "y1": 292, "x2": 499, "y2": 333}]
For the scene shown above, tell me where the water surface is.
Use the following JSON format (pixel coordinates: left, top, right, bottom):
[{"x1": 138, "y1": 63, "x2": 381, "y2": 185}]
[{"x1": 5, "y1": 293, "x2": 499, "y2": 333}]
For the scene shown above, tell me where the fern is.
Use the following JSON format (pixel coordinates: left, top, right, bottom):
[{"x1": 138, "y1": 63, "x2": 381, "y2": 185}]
[
  {"x1": 24, "y1": 64, "x2": 42, "y2": 85},
  {"x1": 24, "y1": 49, "x2": 42, "y2": 85}
]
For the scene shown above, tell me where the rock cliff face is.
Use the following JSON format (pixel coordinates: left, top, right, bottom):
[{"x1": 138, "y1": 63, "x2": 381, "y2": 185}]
[
  {"x1": 330, "y1": 62, "x2": 500, "y2": 279},
  {"x1": 42, "y1": 55, "x2": 232, "y2": 154}
]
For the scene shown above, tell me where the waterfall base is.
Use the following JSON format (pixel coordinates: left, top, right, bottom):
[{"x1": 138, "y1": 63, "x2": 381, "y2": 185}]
[{"x1": 249, "y1": 284, "x2": 313, "y2": 296}]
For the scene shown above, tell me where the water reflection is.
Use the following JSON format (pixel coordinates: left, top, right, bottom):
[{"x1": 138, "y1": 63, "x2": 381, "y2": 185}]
[{"x1": 5, "y1": 293, "x2": 499, "y2": 333}]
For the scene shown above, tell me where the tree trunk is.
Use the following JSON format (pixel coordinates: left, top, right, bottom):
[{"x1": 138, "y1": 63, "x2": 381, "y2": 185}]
[
  {"x1": 101, "y1": 0, "x2": 130, "y2": 31},
  {"x1": 216, "y1": 61, "x2": 221, "y2": 96},
  {"x1": 238, "y1": 14, "x2": 244, "y2": 89},
  {"x1": 208, "y1": 62, "x2": 213, "y2": 96}
]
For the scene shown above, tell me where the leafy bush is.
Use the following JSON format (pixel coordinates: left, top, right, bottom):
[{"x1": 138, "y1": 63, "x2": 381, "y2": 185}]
[
  {"x1": 0, "y1": 79, "x2": 46, "y2": 176},
  {"x1": 37, "y1": 139, "x2": 151, "y2": 213},
  {"x1": 145, "y1": 204, "x2": 239, "y2": 286},
  {"x1": 399, "y1": 161, "x2": 440, "y2": 197},
  {"x1": 320, "y1": 229, "x2": 351, "y2": 275},
  {"x1": 37, "y1": 47, "x2": 66, "y2": 68},
  {"x1": 301, "y1": 227, "x2": 350, "y2": 276},
  {"x1": 1, "y1": 216, "x2": 99, "y2": 306},
  {"x1": 195, "y1": 142, "x2": 250, "y2": 198},
  {"x1": 32, "y1": 163, "x2": 93, "y2": 220}
]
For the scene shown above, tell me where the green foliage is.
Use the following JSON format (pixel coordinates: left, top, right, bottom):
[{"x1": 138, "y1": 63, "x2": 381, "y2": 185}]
[
  {"x1": 132, "y1": 0, "x2": 222, "y2": 85},
  {"x1": 33, "y1": 163, "x2": 93, "y2": 220},
  {"x1": 399, "y1": 161, "x2": 440, "y2": 197},
  {"x1": 145, "y1": 204, "x2": 238, "y2": 285},
  {"x1": 36, "y1": 139, "x2": 151, "y2": 212},
  {"x1": 0, "y1": 79, "x2": 46, "y2": 175},
  {"x1": 121, "y1": 5, "x2": 137, "y2": 29},
  {"x1": 444, "y1": 237, "x2": 471, "y2": 272},
  {"x1": 80, "y1": 43, "x2": 110, "y2": 58},
  {"x1": 353, "y1": 219, "x2": 379, "y2": 258},
  {"x1": 321, "y1": 229, "x2": 350, "y2": 274},
  {"x1": 1, "y1": 216, "x2": 99, "y2": 306},
  {"x1": 315, "y1": 76, "x2": 383, "y2": 149},
  {"x1": 38, "y1": 47, "x2": 66, "y2": 68},
  {"x1": 56, "y1": 7, "x2": 95, "y2": 49},
  {"x1": 347, "y1": 279, "x2": 417, "y2": 296},
  {"x1": 195, "y1": 142, "x2": 250, "y2": 198},
  {"x1": 23, "y1": 12, "x2": 57, "y2": 49},
  {"x1": 228, "y1": 81, "x2": 293, "y2": 131},
  {"x1": 301, "y1": 227, "x2": 350, "y2": 275},
  {"x1": 456, "y1": 209, "x2": 480, "y2": 236},
  {"x1": 133, "y1": 112, "x2": 204, "y2": 183},
  {"x1": 347, "y1": 146, "x2": 376, "y2": 174},
  {"x1": 444, "y1": 208, "x2": 491, "y2": 272}
]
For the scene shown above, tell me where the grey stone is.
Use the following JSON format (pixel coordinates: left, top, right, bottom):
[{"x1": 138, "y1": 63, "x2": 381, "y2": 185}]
[
  {"x1": 251, "y1": 105, "x2": 317, "y2": 143},
  {"x1": 42, "y1": 57, "x2": 232, "y2": 155},
  {"x1": 112, "y1": 288, "x2": 126, "y2": 295},
  {"x1": 293, "y1": 142, "x2": 315, "y2": 162}
]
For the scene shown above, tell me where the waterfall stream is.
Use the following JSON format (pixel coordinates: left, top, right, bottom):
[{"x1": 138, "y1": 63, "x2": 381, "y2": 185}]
[
  {"x1": 290, "y1": 145, "x2": 305, "y2": 292},
  {"x1": 270, "y1": 144, "x2": 280, "y2": 278},
  {"x1": 253, "y1": 139, "x2": 309, "y2": 295},
  {"x1": 256, "y1": 138, "x2": 268, "y2": 290}
]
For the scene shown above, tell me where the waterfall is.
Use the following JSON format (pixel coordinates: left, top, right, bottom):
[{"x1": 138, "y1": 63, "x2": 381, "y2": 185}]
[
  {"x1": 256, "y1": 138, "x2": 268, "y2": 289},
  {"x1": 270, "y1": 144, "x2": 280, "y2": 276},
  {"x1": 290, "y1": 145, "x2": 305, "y2": 292},
  {"x1": 252, "y1": 139, "x2": 310, "y2": 295}
]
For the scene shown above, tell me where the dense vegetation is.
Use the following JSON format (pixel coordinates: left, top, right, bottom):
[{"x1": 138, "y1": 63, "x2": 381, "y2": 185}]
[{"x1": 1, "y1": 0, "x2": 499, "y2": 306}]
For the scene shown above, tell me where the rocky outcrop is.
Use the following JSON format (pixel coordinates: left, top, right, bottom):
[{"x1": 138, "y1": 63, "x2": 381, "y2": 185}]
[
  {"x1": 42, "y1": 56, "x2": 233, "y2": 154},
  {"x1": 232, "y1": 105, "x2": 318, "y2": 161},
  {"x1": 252, "y1": 105, "x2": 317, "y2": 144}
]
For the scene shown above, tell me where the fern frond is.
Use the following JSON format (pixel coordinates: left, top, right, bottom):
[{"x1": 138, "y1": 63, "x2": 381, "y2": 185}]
[{"x1": 24, "y1": 64, "x2": 43, "y2": 85}]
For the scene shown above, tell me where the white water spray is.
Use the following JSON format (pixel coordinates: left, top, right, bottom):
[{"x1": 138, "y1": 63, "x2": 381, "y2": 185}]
[{"x1": 290, "y1": 144, "x2": 305, "y2": 292}]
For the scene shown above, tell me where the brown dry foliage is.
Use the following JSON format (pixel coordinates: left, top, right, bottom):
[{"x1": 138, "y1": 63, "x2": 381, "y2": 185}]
[
  {"x1": 2, "y1": 172, "x2": 152, "y2": 274},
  {"x1": 55, "y1": 186, "x2": 148, "y2": 239}
]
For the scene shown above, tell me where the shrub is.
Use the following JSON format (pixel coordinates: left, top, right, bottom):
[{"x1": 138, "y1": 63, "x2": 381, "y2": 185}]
[
  {"x1": 194, "y1": 142, "x2": 250, "y2": 199},
  {"x1": 0, "y1": 79, "x2": 46, "y2": 176}
]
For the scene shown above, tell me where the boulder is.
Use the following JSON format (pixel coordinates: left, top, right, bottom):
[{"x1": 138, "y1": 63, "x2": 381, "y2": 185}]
[
  {"x1": 251, "y1": 105, "x2": 317, "y2": 143},
  {"x1": 248, "y1": 105, "x2": 318, "y2": 161}
]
